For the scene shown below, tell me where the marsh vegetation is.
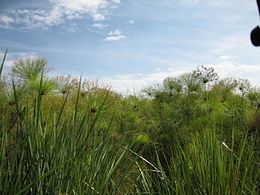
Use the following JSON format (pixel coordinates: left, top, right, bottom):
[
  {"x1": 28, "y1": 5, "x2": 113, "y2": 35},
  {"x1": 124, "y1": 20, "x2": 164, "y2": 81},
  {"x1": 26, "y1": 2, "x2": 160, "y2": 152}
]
[{"x1": 0, "y1": 52, "x2": 259, "y2": 194}]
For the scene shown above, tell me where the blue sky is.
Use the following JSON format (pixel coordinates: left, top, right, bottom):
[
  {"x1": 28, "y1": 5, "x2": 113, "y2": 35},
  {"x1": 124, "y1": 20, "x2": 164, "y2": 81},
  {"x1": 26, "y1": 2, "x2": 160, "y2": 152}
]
[{"x1": 0, "y1": 0, "x2": 259, "y2": 93}]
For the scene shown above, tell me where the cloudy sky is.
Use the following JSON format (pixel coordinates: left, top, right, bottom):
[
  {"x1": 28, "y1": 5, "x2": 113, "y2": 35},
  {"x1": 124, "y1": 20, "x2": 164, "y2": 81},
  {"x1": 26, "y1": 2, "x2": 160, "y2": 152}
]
[{"x1": 0, "y1": 0, "x2": 259, "y2": 93}]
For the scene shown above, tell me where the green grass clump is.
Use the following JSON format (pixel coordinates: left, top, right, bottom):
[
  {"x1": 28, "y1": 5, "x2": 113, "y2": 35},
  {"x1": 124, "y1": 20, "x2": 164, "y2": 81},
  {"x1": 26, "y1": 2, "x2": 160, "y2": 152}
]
[{"x1": 134, "y1": 130, "x2": 259, "y2": 194}]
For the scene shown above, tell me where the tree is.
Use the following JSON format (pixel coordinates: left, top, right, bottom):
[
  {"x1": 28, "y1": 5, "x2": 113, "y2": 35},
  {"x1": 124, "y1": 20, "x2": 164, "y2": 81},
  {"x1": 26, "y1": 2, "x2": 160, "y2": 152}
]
[
  {"x1": 11, "y1": 57, "x2": 50, "y2": 82},
  {"x1": 29, "y1": 78, "x2": 57, "y2": 96},
  {"x1": 163, "y1": 77, "x2": 182, "y2": 94},
  {"x1": 193, "y1": 65, "x2": 218, "y2": 88},
  {"x1": 177, "y1": 72, "x2": 202, "y2": 94}
]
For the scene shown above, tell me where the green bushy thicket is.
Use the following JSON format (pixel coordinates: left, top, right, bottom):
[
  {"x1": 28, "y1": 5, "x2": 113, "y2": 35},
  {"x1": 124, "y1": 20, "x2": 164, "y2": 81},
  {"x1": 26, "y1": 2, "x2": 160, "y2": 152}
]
[{"x1": 0, "y1": 53, "x2": 259, "y2": 194}]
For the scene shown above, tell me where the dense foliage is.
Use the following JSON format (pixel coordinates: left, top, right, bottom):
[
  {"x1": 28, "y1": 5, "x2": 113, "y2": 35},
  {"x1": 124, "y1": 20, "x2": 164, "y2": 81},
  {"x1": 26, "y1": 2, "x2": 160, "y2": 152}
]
[{"x1": 0, "y1": 53, "x2": 259, "y2": 194}]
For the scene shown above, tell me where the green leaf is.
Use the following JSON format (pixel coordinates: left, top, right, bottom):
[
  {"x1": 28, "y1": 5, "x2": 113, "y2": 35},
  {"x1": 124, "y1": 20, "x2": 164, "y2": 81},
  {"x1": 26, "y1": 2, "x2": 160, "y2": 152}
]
[{"x1": 0, "y1": 49, "x2": 7, "y2": 78}]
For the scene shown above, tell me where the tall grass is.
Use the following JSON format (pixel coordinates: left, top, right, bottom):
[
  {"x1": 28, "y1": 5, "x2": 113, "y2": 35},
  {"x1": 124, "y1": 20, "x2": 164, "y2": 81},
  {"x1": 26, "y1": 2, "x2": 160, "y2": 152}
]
[
  {"x1": 0, "y1": 55, "x2": 137, "y2": 194},
  {"x1": 134, "y1": 130, "x2": 259, "y2": 194},
  {"x1": 0, "y1": 84, "x2": 137, "y2": 194}
]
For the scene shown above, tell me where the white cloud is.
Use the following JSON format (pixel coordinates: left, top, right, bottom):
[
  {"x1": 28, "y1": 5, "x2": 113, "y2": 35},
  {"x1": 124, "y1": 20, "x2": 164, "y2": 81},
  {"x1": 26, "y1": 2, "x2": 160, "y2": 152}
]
[
  {"x1": 211, "y1": 62, "x2": 260, "y2": 86},
  {"x1": 0, "y1": 0, "x2": 121, "y2": 30},
  {"x1": 104, "y1": 35, "x2": 126, "y2": 41},
  {"x1": 0, "y1": 15, "x2": 15, "y2": 29},
  {"x1": 92, "y1": 23, "x2": 108, "y2": 29},
  {"x1": 0, "y1": 51, "x2": 38, "y2": 67},
  {"x1": 50, "y1": 0, "x2": 106, "y2": 12},
  {"x1": 218, "y1": 55, "x2": 233, "y2": 61},
  {"x1": 112, "y1": 0, "x2": 121, "y2": 3},
  {"x1": 104, "y1": 29, "x2": 126, "y2": 41},
  {"x1": 0, "y1": 15, "x2": 15, "y2": 24},
  {"x1": 128, "y1": 20, "x2": 135, "y2": 24},
  {"x1": 102, "y1": 69, "x2": 189, "y2": 94},
  {"x1": 108, "y1": 29, "x2": 122, "y2": 35},
  {"x1": 92, "y1": 13, "x2": 106, "y2": 21}
]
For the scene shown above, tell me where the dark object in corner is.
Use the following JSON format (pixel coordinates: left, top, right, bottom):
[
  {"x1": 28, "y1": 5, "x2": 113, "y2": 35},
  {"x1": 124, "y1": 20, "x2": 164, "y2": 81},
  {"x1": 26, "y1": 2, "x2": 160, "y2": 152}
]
[
  {"x1": 251, "y1": 26, "x2": 260, "y2": 46},
  {"x1": 251, "y1": 0, "x2": 260, "y2": 46}
]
